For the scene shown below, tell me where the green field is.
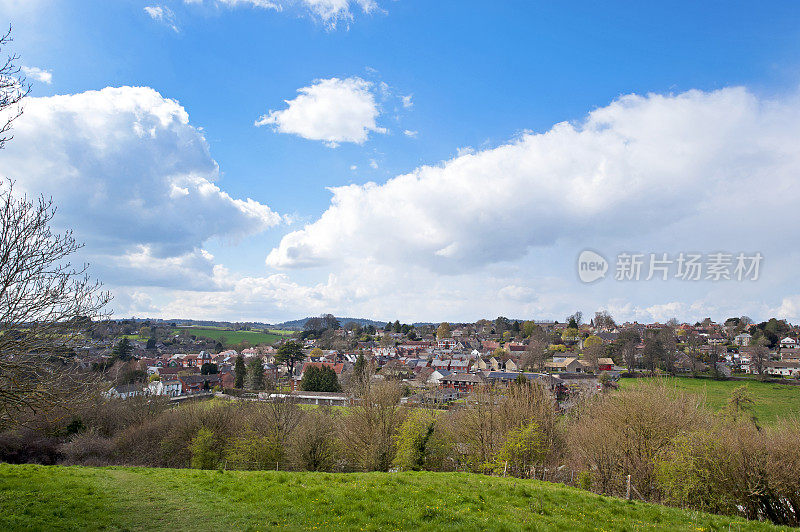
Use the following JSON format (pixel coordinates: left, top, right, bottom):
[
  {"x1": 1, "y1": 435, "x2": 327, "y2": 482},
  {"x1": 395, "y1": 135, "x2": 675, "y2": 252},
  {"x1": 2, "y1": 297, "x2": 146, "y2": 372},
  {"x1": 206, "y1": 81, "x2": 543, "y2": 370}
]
[
  {"x1": 175, "y1": 327, "x2": 293, "y2": 346},
  {"x1": 619, "y1": 377, "x2": 800, "y2": 423},
  {"x1": 0, "y1": 465, "x2": 783, "y2": 531}
]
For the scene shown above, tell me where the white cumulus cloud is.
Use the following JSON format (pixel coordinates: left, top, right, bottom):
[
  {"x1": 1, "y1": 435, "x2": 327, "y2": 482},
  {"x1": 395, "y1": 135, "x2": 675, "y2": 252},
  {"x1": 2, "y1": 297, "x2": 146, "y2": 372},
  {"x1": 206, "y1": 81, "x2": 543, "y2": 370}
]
[
  {"x1": 0, "y1": 86, "x2": 283, "y2": 289},
  {"x1": 21, "y1": 66, "x2": 52, "y2": 84},
  {"x1": 266, "y1": 87, "x2": 800, "y2": 274},
  {"x1": 255, "y1": 76, "x2": 386, "y2": 146}
]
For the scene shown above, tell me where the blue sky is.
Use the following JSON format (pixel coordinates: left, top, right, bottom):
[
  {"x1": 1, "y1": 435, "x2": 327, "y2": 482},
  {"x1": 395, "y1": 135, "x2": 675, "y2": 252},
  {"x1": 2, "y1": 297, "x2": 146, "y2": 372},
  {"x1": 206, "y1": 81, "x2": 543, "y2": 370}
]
[{"x1": 2, "y1": 0, "x2": 800, "y2": 324}]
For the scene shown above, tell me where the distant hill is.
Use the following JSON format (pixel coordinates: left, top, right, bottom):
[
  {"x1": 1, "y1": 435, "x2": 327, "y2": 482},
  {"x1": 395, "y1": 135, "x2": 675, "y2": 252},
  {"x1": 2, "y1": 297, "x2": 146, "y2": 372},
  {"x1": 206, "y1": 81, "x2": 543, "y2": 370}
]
[{"x1": 274, "y1": 316, "x2": 387, "y2": 330}]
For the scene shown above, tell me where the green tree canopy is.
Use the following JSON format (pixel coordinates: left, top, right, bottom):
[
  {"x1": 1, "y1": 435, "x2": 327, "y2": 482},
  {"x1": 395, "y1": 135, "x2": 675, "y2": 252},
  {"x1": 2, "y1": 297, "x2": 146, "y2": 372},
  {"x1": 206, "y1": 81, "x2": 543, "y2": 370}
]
[
  {"x1": 276, "y1": 340, "x2": 305, "y2": 376},
  {"x1": 300, "y1": 365, "x2": 341, "y2": 393},
  {"x1": 234, "y1": 355, "x2": 246, "y2": 389}
]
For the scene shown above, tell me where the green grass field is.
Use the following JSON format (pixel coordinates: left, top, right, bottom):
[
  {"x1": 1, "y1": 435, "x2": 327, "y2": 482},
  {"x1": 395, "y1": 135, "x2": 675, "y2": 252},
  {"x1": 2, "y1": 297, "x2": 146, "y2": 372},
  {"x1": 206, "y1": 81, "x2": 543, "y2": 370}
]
[
  {"x1": 0, "y1": 464, "x2": 784, "y2": 531},
  {"x1": 175, "y1": 327, "x2": 293, "y2": 346},
  {"x1": 619, "y1": 377, "x2": 800, "y2": 423}
]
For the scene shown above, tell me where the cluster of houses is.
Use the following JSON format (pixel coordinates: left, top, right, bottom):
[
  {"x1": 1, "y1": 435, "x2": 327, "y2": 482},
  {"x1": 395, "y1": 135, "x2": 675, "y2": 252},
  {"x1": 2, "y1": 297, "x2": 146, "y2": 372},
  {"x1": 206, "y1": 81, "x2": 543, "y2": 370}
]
[{"x1": 104, "y1": 317, "x2": 800, "y2": 400}]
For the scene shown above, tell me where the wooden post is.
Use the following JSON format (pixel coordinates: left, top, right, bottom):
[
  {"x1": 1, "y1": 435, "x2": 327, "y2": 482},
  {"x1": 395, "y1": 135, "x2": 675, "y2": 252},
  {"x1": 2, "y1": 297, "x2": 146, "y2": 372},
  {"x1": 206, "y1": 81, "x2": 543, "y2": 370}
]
[{"x1": 626, "y1": 475, "x2": 631, "y2": 500}]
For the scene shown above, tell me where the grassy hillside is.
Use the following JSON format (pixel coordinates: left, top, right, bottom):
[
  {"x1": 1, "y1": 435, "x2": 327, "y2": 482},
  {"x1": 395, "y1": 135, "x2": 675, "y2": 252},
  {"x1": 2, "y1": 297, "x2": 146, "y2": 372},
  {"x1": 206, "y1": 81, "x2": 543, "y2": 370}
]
[
  {"x1": 0, "y1": 465, "x2": 784, "y2": 531},
  {"x1": 619, "y1": 377, "x2": 800, "y2": 423},
  {"x1": 175, "y1": 326, "x2": 292, "y2": 346}
]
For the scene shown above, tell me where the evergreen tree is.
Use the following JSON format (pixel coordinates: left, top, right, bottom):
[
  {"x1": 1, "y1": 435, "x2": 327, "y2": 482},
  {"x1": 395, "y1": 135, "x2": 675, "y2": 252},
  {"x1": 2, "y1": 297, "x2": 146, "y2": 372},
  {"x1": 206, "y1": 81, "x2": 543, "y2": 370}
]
[
  {"x1": 246, "y1": 357, "x2": 265, "y2": 390},
  {"x1": 300, "y1": 365, "x2": 341, "y2": 392},
  {"x1": 234, "y1": 355, "x2": 246, "y2": 388},
  {"x1": 112, "y1": 338, "x2": 133, "y2": 361},
  {"x1": 276, "y1": 340, "x2": 305, "y2": 377}
]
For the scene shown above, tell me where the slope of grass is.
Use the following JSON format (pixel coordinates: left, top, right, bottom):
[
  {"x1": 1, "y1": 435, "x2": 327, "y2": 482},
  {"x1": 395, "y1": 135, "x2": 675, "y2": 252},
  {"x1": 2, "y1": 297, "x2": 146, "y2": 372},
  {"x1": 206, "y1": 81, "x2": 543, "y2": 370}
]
[
  {"x1": 619, "y1": 376, "x2": 800, "y2": 423},
  {"x1": 0, "y1": 464, "x2": 785, "y2": 531},
  {"x1": 175, "y1": 327, "x2": 292, "y2": 346}
]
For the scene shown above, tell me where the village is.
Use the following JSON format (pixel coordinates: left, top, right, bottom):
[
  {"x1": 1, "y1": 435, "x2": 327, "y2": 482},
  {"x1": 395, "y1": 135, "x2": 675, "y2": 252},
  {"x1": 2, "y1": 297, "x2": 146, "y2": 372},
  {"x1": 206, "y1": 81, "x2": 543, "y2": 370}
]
[{"x1": 101, "y1": 314, "x2": 800, "y2": 404}]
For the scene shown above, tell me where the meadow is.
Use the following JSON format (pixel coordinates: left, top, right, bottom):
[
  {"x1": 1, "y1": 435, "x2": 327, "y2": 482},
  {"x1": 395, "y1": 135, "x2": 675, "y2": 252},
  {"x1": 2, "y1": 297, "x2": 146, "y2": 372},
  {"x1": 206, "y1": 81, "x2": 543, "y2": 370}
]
[
  {"x1": 0, "y1": 464, "x2": 785, "y2": 531},
  {"x1": 618, "y1": 376, "x2": 800, "y2": 423},
  {"x1": 174, "y1": 326, "x2": 293, "y2": 346}
]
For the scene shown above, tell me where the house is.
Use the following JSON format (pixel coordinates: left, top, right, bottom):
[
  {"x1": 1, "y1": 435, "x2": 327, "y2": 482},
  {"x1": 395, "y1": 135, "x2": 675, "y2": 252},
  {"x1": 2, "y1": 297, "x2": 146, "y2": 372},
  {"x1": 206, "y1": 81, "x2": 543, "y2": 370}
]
[
  {"x1": 597, "y1": 358, "x2": 615, "y2": 371},
  {"x1": 427, "y1": 369, "x2": 451, "y2": 385},
  {"x1": 707, "y1": 334, "x2": 727, "y2": 346},
  {"x1": 503, "y1": 358, "x2": 520, "y2": 372},
  {"x1": 104, "y1": 383, "x2": 145, "y2": 399},
  {"x1": 178, "y1": 374, "x2": 222, "y2": 393},
  {"x1": 148, "y1": 378, "x2": 182, "y2": 397},
  {"x1": 439, "y1": 372, "x2": 486, "y2": 392},
  {"x1": 780, "y1": 337, "x2": 799, "y2": 350},
  {"x1": 449, "y1": 359, "x2": 471, "y2": 372},
  {"x1": 544, "y1": 357, "x2": 584, "y2": 373},
  {"x1": 300, "y1": 362, "x2": 344, "y2": 378},
  {"x1": 763, "y1": 361, "x2": 800, "y2": 377},
  {"x1": 734, "y1": 333, "x2": 752, "y2": 347},
  {"x1": 437, "y1": 338, "x2": 458, "y2": 350}
]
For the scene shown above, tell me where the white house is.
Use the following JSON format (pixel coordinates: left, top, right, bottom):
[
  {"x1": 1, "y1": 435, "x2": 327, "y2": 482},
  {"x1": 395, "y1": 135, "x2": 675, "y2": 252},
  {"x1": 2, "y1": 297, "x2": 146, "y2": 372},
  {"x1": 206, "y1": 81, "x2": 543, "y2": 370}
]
[
  {"x1": 780, "y1": 337, "x2": 798, "y2": 350},
  {"x1": 734, "y1": 333, "x2": 752, "y2": 347},
  {"x1": 427, "y1": 369, "x2": 451, "y2": 385},
  {"x1": 764, "y1": 361, "x2": 800, "y2": 377},
  {"x1": 148, "y1": 378, "x2": 183, "y2": 397},
  {"x1": 104, "y1": 384, "x2": 145, "y2": 399}
]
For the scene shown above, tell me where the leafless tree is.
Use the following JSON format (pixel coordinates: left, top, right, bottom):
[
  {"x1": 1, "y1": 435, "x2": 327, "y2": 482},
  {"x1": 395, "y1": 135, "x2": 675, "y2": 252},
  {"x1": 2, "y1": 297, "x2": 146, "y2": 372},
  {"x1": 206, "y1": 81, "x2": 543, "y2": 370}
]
[
  {"x1": 593, "y1": 310, "x2": 616, "y2": 330},
  {"x1": 0, "y1": 180, "x2": 111, "y2": 428},
  {"x1": 749, "y1": 337, "x2": 770, "y2": 380},
  {"x1": 659, "y1": 326, "x2": 678, "y2": 374},
  {"x1": 0, "y1": 27, "x2": 30, "y2": 150},
  {"x1": 341, "y1": 381, "x2": 403, "y2": 471},
  {"x1": 686, "y1": 331, "x2": 704, "y2": 374},
  {"x1": 522, "y1": 335, "x2": 548, "y2": 372},
  {"x1": 582, "y1": 344, "x2": 604, "y2": 372}
]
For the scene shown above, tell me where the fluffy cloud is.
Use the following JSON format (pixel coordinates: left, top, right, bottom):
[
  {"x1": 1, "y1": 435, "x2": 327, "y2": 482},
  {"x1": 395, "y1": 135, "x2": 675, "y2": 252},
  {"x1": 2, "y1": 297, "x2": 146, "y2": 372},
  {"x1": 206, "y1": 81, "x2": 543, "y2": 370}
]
[
  {"x1": 144, "y1": 5, "x2": 180, "y2": 32},
  {"x1": 0, "y1": 86, "x2": 282, "y2": 288},
  {"x1": 21, "y1": 66, "x2": 52, "y2": 84},
  {"x1": 267, "y1": 87, "x2": 800, "y2": 273},
  {"x1": 256, "y1": 77, "x2": 386, "y2": 146}
]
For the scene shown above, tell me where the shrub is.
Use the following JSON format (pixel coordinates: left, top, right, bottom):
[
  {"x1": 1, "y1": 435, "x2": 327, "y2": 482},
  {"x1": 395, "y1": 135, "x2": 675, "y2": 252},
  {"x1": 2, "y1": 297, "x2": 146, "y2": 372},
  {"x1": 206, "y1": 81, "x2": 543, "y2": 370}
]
[
  {"x1": 341, "y1": 382, "x2": 403, "y2": 471},
  {"x1": 393, "y1": 409, "x2": 450, "y2": 471},
  {"x1": 60, "y1": 431, "x2": 115, "y2": 466},
  {"x1": 291, "y1": 408, "x2": 339, "y2": 472},
  {"x1": 191, "y1": 428, "x2": 220, "y2": 469},
  {"x1": 567, "y1": 380, "x2": 708, "y2": 498},
  {"x1": 225, "y1": 430, "x2": 283, "y2": 470}
]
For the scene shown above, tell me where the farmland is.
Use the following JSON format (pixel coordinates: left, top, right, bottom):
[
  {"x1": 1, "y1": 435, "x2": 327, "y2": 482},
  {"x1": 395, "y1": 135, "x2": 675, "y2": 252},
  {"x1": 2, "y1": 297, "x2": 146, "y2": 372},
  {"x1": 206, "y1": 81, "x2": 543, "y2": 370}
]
[
  {"x1": 618, "y1": 376, "x2": 800, "y2": 423},
  {"x1": 174, "y1": 327, "x2": 293, "y2": 346}
]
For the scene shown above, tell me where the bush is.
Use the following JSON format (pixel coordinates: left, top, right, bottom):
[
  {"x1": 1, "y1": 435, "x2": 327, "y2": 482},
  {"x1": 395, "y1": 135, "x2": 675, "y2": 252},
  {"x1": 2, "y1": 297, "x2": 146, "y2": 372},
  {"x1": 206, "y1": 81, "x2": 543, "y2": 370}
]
[
  {"x1": 190, "y1": 428, "x2": 221, "y2": 469},
  {"x1": 341, "y1": 382, "x2": 403, "y2": 471},
  {"x1": 656, "y1": 418, "x2": 800, "y2": 526},
  {"x1": 60, "y1": 431, "x2": 115, "y2": 466},
  {"x1": 567, "y1": 380, "x2": 708, "y2": 498},
  {"x1": 393, "y1": 409, "x2": 451, "y2": 471},
  {"x1": 291, "y1": 408, "x2": 339, "y2": 472}
]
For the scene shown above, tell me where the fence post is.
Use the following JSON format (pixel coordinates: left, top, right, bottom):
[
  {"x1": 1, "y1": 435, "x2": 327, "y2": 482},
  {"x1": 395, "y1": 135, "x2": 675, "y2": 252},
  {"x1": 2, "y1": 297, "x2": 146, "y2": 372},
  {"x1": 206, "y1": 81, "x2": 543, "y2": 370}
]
[{"x1": 626, "y1": 475, "x2": 631, "y2": 500}]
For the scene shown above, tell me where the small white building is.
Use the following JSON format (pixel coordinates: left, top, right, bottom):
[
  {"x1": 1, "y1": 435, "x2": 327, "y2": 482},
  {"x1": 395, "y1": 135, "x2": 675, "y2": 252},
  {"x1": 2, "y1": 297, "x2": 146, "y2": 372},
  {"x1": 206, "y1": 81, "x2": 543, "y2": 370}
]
[
  {"x1": 780, "y1": 337, "x2": 798, "y2": 350},
  {"x1": 734, "y1": 333, "x2": 752, "y2": 347}
]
